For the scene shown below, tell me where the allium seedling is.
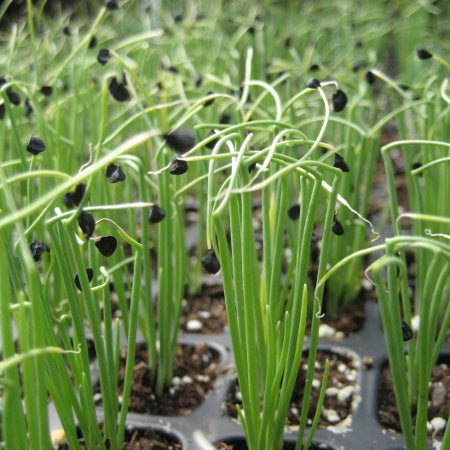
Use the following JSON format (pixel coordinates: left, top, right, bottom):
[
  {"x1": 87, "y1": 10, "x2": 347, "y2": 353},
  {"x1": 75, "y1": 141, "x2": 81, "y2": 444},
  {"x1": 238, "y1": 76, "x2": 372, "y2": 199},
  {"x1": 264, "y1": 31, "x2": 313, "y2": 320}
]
[
  {"x1": 288, "y1": 204, "x2": 300, "y2": 220},
  {"x1": 163, "y1": 127, "x2": 195, "y2": 153},
  {"x1": 332, "y1": 215, "x2": 344, "y2": 235},
  {"x1": 169, "y1": 156, "x2": 188, "y2": 175},
  {"x1": 307, "y1": 77, "x2": 321, "y2": 89},
  {"x1": 74, "y1": 268, "x2": 94, "y2": 291},
  {"x1": 95, "y1": 236, "x2": 117, "y2": 257},
  {"x1": 29, "y1": 240, "x2": 50, "y2": 261},
  {"x1": 108, "y1": 76, "x2": 130, "y2": 102},
  {"x1": 148, "y1": 204, "x2": 166, "y2": 223},
  {"x1": 97, "y1": 49, "x2": 111, "y2": 65},
  {"x1": 201, "y1": 249, "x2": 220, "y2": 274},
  {"x1": 78, "y1": 210, "x2": 95, "y2": 238},
  {"x1": 26, "y1": 136, "x2": 46, "y2": 155},
  {"x1": 333, "y1": 153, "x2": 349, "y2": 172},
  {"x1": 106, "y1": 163, "x2": 126, "y2": 182},
  {"x1": 332, "y1": 90, "x2": 348, "y2": 112}
]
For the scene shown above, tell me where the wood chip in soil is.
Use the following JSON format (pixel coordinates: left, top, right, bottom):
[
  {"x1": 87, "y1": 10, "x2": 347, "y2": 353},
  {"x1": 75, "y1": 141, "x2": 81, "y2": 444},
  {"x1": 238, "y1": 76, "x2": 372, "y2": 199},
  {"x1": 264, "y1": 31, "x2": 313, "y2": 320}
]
[
  {"x1": 95, "y1": 342, "x2": 220, "y2": 415},
  {"x1": 378, "y1": 358, "x2": 449, "y2": 436},
  {"x1": 224, "y1": 350, "x2": 358, "y2": 428}
]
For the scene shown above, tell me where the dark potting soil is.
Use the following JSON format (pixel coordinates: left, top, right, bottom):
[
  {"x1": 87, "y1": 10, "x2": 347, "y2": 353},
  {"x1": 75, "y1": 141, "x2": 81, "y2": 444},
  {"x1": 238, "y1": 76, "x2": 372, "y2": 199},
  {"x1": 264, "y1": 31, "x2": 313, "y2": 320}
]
[
  {"x1": 180, "y1": 284, "x2": 227, "y2": 334},
  {"x1": 180, "y1": 283, "x2": 366, "y2": 336},
  {"x1": 57, "y1": 426, "x2": 181, "y2": 449},
  {"x1": 213, "y1": 438, "x2": 333, "y2": 449},
  {"x1": 377, "y1": 359, "x2": 449, "y2": 436},
  {"x1": 95, "y1": 342, "x2": 221, "y2": 415},
  {"x1": 224, "y1": 350, "x2": 358, "y2": 428}
]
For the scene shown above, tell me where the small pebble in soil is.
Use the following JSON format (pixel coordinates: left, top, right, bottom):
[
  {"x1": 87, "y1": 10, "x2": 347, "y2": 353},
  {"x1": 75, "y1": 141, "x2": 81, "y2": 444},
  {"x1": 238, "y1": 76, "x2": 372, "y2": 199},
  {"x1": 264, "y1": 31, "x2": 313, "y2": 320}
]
[
  {"x1": 362, "y1": 356, "x2": 374, "y2": 369},
  {"x1": 430, "y1": 417, "x2": 446, "y2": 432},
  {"x1": 337, "y1": 385, "x2": 354, "y2": 402},
  {"x1": 312, "y1": 379, "x2": 321, "y2": 389},
  {"x1": 186, "y1": 319, "x2": 203, "y2": 331},
  {"x1": 321, "y1": 407, "x2": 341, "y2": 423},
  {"x1": 197, "y1": 310, "x2": 211, "y2": 319},
  {"x1": 318, "y1": 323, "x2": 337, "y2": 338},
  {"x1": 51, "y1": 429, "x2": 66, "y2": 446},
  {"x1": 431, "y1": 382, "x2": 446, "y2": 406},
  {"x1": 182, "y1": 375, "x2": 193, "y2": 384},
  {"x1": 361, "y1": 278, "x2": 373, "y2": 291},
  {"x1": 325, "y1": 387, "x2": 339, "y2": 397}
]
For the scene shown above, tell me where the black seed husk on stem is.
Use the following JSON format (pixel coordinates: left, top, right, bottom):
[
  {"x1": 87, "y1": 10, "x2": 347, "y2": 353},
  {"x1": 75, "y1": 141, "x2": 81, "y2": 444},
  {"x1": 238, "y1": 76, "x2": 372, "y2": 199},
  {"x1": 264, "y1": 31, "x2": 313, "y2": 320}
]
[
  {"x1": 205, "y1": 130, "x2": 219, "y2": 150},
  {"x1": 201, "y1": 249, "x2": 220, "y2": 274},
  {"x1": 203, "y1": 91, "x2": 215, "y2": 107},
  {"x1": 365, "y1": 71, "x2": 376, "y2": 85},
  {"x1": 163, "y1": 127, "x2": 195, "y2": 153},
  {"x1": 169, "y1": 156, "x2": 188, "y2": 175},
  {"x1": 105, "y1": 0, "x2": 119, "y2": 10},
  {"x1": 6, "y1": 88, "x2": 20, "y2": 105},
  {"x1": 416, "y1": 48, "x2": 433, "y2": 60},
  {"x1": 25, "y1": 99, "x2": 33, "y2": 116},
  {"x1": 401, "y1": 321, "x2": 413, "y2": 341},
  {"x1": 108, "y1": 76, "x2": 130, "y2": 102},
  {"x1": 26, "y1": 136, "x2": 46, "y2": 155},
  {"x1": 78, "y1": 210, "x2": 95, "y2": 238},
  {"x1": 74, "y1": 268, "x2": 94, "y2": 291},
  {"x1": 307, "y1": 77, "x2": 321, "y2": 88},
  {"x1": 95, "y1": 236, "x2": 117, "y2": 257},
  {"x1": 0, "y1": 103, "x2": 5, "y2": 119},
  {"x1": 63, "y1": 183, "x2": 88, "y2": 208},
  {"x1": 332, "y1": 216, "x2": 344, "y2": 235},
  {"x1": 29, "y1": 240, "x2": 50, "y2": 261},
  {"x1": 288, "y1": 204, "x2": 300, "y2": 220},
  {"x1": 148, "y1": 204, "x2": 166, "y2": 223},
  {"x1": 89, "y1": 35, "x2": 97, "y2": 49},
  {"x1": 332, "y1": 89, "x2": 348, "y2": 112},
  {"x1": 106, "y1": 163, "x2": 126, "y2": 183},
  {"x1": 97, "y1": 48, "x2": 111, "y2": 65},
  {"x1": 333, "y1": 153, "x2": 349, "y2": 172},
  {"x1": 40, "y1": 85, "x2": 53, "y2": 96}
]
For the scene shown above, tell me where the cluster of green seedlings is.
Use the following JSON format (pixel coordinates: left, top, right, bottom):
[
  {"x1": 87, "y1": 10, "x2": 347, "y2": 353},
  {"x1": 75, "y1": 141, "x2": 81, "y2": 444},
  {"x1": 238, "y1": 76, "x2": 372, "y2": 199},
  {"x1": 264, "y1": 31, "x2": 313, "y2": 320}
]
[{"x1": 0, "y1": 0, "x2": 448, "y2": 449}]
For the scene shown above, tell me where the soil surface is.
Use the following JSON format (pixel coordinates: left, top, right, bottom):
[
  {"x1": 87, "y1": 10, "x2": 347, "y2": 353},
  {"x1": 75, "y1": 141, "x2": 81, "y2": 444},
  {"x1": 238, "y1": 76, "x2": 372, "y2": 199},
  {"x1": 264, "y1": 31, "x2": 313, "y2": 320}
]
[
  {"x1": 214, "y1": 439, "x2": 332, "y2": 449},
  {"x1": 180, "y1": 284, "x2": 228, "y2": 334},
  {"x1": 95, "y1": 342, "x2": 221, "y2": 416},
  {"x1": 378, "y1": 358, "x2": 449, "y2": 436},
  {"x1": 57, "y1": 426, "x2": 181, "y2": 449},
  {"x1": 224, "y1": 350, "x2": 358, "y2": 428}
]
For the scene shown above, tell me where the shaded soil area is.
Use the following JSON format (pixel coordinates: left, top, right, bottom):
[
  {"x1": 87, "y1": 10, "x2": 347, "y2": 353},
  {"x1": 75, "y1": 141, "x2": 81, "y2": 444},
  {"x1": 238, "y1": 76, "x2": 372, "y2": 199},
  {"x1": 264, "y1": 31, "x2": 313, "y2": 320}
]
[
  {"x1": 378, "y1": 357, "x2": 449, "y2": 436},
  {"x1": 95, "y1": 342, "x2": 221, "y2": 416},
  {"x1": 214, "y1": 438, "x2": 333, "y2": 449},
  {"x1": 57, "y1": 426, "x2": 181, "y2": 449},
  {"x1": 224, "y1": 350, "x2": 358, "y2": 428}
]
